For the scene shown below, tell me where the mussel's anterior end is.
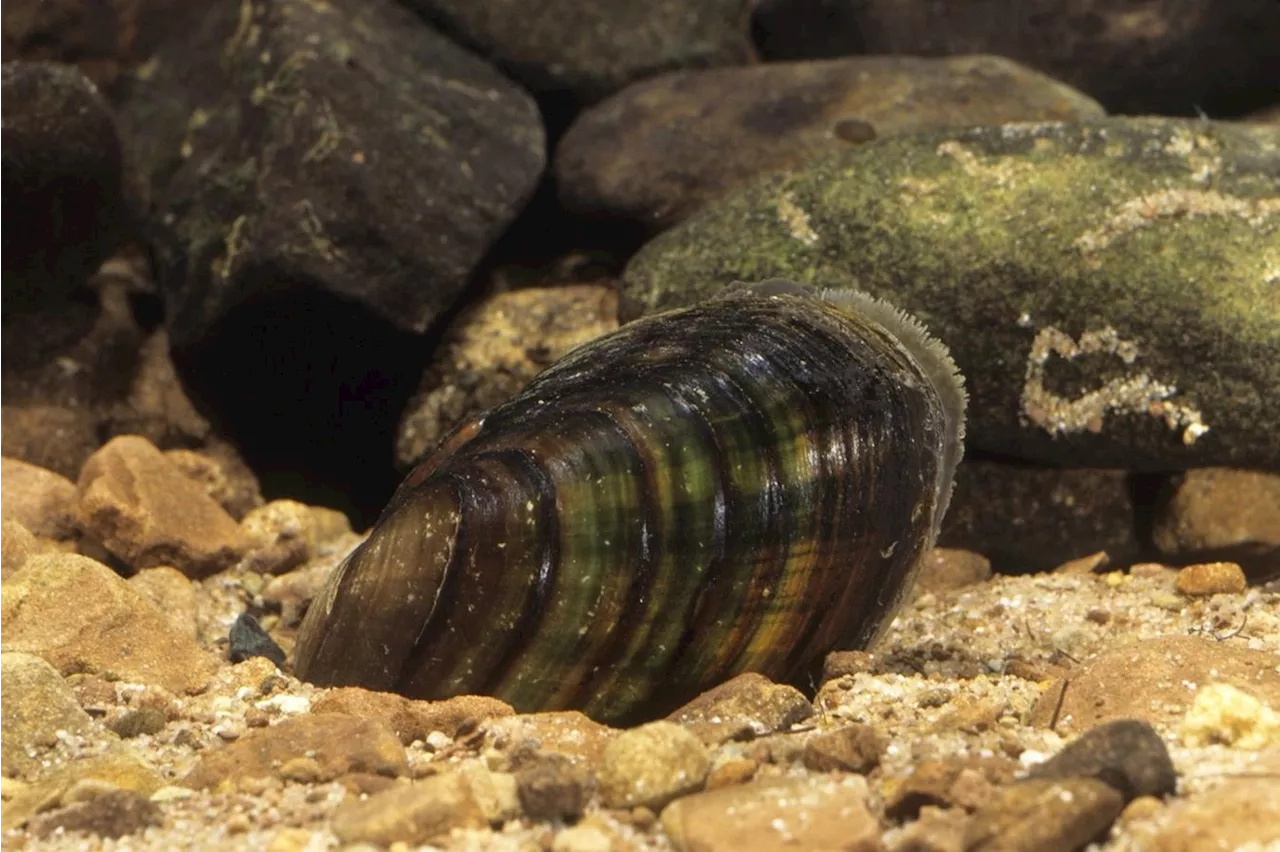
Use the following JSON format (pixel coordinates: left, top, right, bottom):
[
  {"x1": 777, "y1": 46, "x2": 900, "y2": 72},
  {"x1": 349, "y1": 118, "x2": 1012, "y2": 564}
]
[{"x1": 293, "y1": 480, "x2": 461, "y2": 692}]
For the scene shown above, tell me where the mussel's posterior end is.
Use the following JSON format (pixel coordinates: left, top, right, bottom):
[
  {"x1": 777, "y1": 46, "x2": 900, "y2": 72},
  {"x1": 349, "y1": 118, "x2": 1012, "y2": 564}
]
[
  {"x1": 727, "y1": 279, "x2": 966, "y2": 519},
  {"x1": 817, "y1": 287, "x2": 967, "y2": 526}
]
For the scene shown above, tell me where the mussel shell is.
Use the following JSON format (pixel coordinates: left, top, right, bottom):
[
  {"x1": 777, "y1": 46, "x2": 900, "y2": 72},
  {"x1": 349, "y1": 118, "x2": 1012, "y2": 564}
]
[{"x1": 295, "y1": 283, "x2": 964, "y2": 724}]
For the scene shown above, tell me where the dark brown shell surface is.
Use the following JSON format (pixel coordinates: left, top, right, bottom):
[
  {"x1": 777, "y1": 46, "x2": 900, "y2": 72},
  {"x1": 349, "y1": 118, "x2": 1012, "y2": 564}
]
[{"x1": 294, "y1": 282, "x2": 966, "y2": 724}]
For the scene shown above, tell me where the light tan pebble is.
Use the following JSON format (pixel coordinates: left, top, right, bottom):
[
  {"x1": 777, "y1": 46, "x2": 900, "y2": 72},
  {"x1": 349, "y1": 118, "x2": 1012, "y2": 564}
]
[
  {"x1": 0, "y1": 777, "x2": 31, "y2": 802},
  {"x1": 553, "y1": 824, "x2": 614, "y2": 852},
  {"x1": 1147, "y1": 775, "x2": 1280, "y2": 850},
  {"x1": 455, "y1": 762, "x2": 521, "y2": 823},
  {"x1": 1179, "y1": 682, "x2": 1280, "y2": 749},
  {"x1": 1052, "y1": 551, "x2": 1110, "y2": 574},
  {"x1": 266, "y1": 828, "x2": 316, "y2": 852},
  {"x1": 0, "y1": 652, "x2": 97, "y2": 779},
  {"x1": 1, "y1": 519, "x2": 40, "y2": 579},
  {"x1": 1149, "y1": 591, "x2": 1185, "y2": 611},
  {"x1": 1, "y1": 554, "x2": 220, "y2": 694},
  {"x1": 226, "y1": 812, "x2": 253, "y2": 834},
  {"x1": 704, "y1": 756, "x2": 758, "y2": 790},
  {"x1": 1175, "y1": 561, "x2": 1247, "y2": 596},
  {"x1": 801, "y1": 723, "x2": 887, "y2": 774},
  {"x1": 597, "y1": 721, "x2": 710, "y2": 810},
  {"x1": 126, "y1": 566, "x2": 199, "y2": 638},
  {"x1": 661, "y1": 775, "x2": 879, "y2": 852},
  {"x1": 279, "y1": 756, "x2": 326, "y2": 783},
  {"x1": 183, "y1": 713, "x2": 407, "y2": 788},
  {"x1": 916, "y1": 547, "x2": 992, "y2": 593},
  {"x1": 75, "y1": 434, "x2": 250, "y2": 576},
  {"x1": 149, "y1": 785, "x2": 195, "y2": 802},
  {"x1": 331, "y1": 771, "x2": 488, "y2": 846},
  {"x1": 1129, "y1": 562, "x2": 1176, "y2": 579},
  {"x1": 1117, "y1": 795, "x2": 1163, "y2": 825},
  {"x1": 481, "y1": 706, "x2": 616, "y2": 767}
]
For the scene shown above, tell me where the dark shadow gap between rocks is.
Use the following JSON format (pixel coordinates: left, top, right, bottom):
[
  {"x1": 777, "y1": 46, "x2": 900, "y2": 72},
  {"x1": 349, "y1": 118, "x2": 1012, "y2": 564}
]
[{"x1": 167, "y1": 275, "x2": 431, "y2": 529}]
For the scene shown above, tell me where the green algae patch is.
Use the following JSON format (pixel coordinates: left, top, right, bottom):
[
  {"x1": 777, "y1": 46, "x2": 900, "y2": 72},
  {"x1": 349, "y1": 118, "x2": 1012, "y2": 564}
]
[{"x1": 623, "y1": 119, "x2": 1280, "y2": 469}]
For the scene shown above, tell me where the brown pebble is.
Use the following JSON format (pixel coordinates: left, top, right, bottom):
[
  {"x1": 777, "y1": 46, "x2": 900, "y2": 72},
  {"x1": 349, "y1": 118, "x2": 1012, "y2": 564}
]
[
  {"x1": 801, "y1": 724, "x2": 887, "y2": 774},
  {"x1": 916, "y1": 547, "x2": 992, "y2": 593},
  {"x1": 313, "y1": 688, "x2": 516, "y2": 745},
  {"x1": 704, "y1": 756, "x2": 758, "y2": 790},
  {"x1": 1118, "y1": 795, "x2": 1164, "y2": 825},
  {"x1": 332, "y1": 772, "x2": 487, "y2": 846},
  {"x1": 967, "y1": 778, "x2": 1124, "y2": 852},
  {"x1": 886, "y1": 757, "x2": 1021, "y2": 821},
  {"x1": 666, "y1": 672, "x2": 812, "y2": 746},
  {"x1": 182, "y1": 713, "x2": 407, "y2": 788},
  {"x1": 107, "y1": 707, "x2": 167, "y2": 739},
  {"x1": 336, "y1": 772, "x2": 399, "y2": 797},
  {"x1": 278, "y1": 756, "x2": 326, "y2": 784},
  {"x1": 662, "y1": 775, "x2": 880, "y2": 852},
  {"x1": 515, "y1": 755, "x2": 589, "y2": 822},
  {"x1": 822, "y1": 650, "x2": 876, "y2": 682},
  {"x1": 1175, "y1": 561, "x2": 1246, "y2": 596},
  {"x1": 1027, "y1": 718, "x2": 1175, "y2": 802},
  {"x1": 27, "y1": 788, "x2": 161, "y2": 840}
]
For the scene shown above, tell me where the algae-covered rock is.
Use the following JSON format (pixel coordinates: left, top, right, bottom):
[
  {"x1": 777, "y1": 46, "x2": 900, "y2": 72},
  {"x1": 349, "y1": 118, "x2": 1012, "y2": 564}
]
[{"x1": 622, "y1": 118, "x2": 1280, "y2": 470}]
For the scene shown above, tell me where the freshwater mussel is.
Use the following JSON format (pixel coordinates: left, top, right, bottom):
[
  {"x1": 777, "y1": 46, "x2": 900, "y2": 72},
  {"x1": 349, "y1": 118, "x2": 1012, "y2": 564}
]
[{"x1": 294, "y1": 279, "x2": 966, "y2": 724}]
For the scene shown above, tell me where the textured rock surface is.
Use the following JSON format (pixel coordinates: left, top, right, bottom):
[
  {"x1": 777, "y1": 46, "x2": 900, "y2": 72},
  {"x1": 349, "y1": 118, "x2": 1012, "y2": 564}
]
[
  {"x1": 0, "y1": 653, "x2": 97, "y2": 779},
  {"x1": 0, "y1": 457, "x2": 78, "y2": 541},
  {"x1": 661, "y1": 775, "x2": 882, "y2": 852},
  {"x1": 120, "y1": 0, "x2": 545, "y2": 345},
  {"x1": 76, "y1": 435, "x2": 249, "y2": 576},
  {"x1": 557, "y1": 54, "x2": 1104, "y2": 231},
  {"x1": 182, "y1": 713, "x2": 408, "y2": 789},
  {"x1": 398, "y1": 0, "x2": 754, "y2": 102},
  {"x1": 1031, "y1": 635, "x2": 1280, "y2": 733},
  {"x1": 0, "y1": 553, "x2": 220, "y2": 694},
  {"x1": 623, "y1": 119, "x2": 1280, "y2": 469},
  {"x1": 752, "y1": 0, "x2": 1280, "y2": 118},
  {"x1": 395, "y1": 285, "x2": 618, "y2": 470},
  {"x1": 1154, "y1": 468, "x2": 1280, "y2": 577}
]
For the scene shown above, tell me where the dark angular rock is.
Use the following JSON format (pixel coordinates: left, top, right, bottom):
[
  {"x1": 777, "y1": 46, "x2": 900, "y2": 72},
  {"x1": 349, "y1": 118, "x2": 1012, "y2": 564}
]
[
  {"x1": 228, "y1": 613, "x2": 286, "y2": 669},
  {"x1": 119, "y1": 0, "x2": 545, "y2": 345},
  {"x1": 752, "y1": 0, "x2": 1280, "y2": 118},
  {"x1": 2, "y1": 61, "x2": 133, "y2": 305},
  {"x1": 1027, "y1": 719, "x2": 1177, "y2": 802},
  {"x1": 399, "y1": 0, "x2": 754, "y2": 104}
]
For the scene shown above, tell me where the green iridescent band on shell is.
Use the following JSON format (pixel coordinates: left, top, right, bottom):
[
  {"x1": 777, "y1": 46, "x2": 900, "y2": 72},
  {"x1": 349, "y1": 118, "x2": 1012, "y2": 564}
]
[{"x1": 294, "y1": 280, "x2": 966, "y2": 724}]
